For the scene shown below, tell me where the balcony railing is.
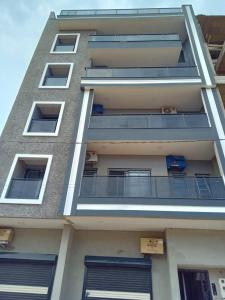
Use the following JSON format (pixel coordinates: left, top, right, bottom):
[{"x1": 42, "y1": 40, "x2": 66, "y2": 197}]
[
  {"x1": 59, "y1": 8, "x2": 183, "y2": 17},
  {"x1": 90, "y1": 113, "x2": 209, "y2": 129},
  {"x1": 43, "y1": 77, "x2": 68, "y2": 86},
  {"x1": 6, "y1": 178, "x2": 42, "y2": 199},
  {"x1": 89, "y1": 34, "x2": 180, "y2": 43},
  {"x1": 85, "y1": 66, "x2": 199, "y2": 78},
  {"x1": 54, "y1": 45, "x2": 74, "y2": 52},
  {"x1": 29, "y1": 119, "x2": 57, "y2": 133},
  {"x1": 80, "y1": 176, "x2": 225, "y2": 200}
]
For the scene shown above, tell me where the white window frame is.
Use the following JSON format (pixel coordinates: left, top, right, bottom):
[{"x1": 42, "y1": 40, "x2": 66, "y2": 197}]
[
  {"x1": 23, "y1": 101, "x2": 65, "y2": 136},
  {"x1": 39, "y1": 63, "x2": 73, "y2": 89},
  {"x1": 0, "y1": 154, "x2": 53, "y2": 204},
  {"x1": 50, "y1": 33, "x2": 80, "y2": 54}
]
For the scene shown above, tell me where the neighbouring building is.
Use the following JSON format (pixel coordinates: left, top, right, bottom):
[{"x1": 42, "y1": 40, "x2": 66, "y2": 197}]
[{"x1": 1, "y1": 6, "x2": 225, "y2": 300}]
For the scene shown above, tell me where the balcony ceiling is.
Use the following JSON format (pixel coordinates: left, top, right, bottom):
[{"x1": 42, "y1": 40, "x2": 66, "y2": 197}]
[
  {"x1": 93, "y1": 85, "x2": 202, "y2": 110},
  {"x1": 89, "y1": 45, "x2": 181, "y2": 68},
  {"x1": 87, "y1": 141, "x2": 214, "y2": 160},
  {"x1": 68, "y1": 216, "x2": 225, "y2": 231},
  {"x1": 57, "y1": 16, "x2": 187, "y2": 41}
]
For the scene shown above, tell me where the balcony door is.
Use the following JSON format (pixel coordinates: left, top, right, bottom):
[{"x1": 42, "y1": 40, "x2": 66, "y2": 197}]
[{"x1": 108, "y1": 169, "x2": 151, "y2": 197}]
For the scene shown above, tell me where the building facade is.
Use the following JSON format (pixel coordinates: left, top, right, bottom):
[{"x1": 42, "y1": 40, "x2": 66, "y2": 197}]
[{"x1": 1, "y1": 5, "x2": 225, "y2": 300}]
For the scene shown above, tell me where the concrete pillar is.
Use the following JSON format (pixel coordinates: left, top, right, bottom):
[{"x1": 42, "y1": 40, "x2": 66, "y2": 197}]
[{"x1": 51, "y1": 224, "x2": 74, "y2": 300}]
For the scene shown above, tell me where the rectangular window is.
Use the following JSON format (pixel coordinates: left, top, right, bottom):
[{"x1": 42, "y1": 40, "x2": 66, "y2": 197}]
[
  {"x1": 39, "y1": 63, "x2": 73, "y2": 89},
  {"x1": 23, "y1": 101, "x2": 65, "y2": 136},
  {"x1": 0, "y1": 154, "x2": 52, "y2": 204},
  {"x1": 50, "y1": 33, "x2": 80, "y2": 54}
]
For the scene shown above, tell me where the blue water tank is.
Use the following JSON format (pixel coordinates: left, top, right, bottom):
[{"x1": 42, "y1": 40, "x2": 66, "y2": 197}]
[
  {"x1": 166, "y1": 155, "x2": 186, "y2": 171},
  {"x1": 92, "y1": 104, "x2": 104, "y2": 114}
]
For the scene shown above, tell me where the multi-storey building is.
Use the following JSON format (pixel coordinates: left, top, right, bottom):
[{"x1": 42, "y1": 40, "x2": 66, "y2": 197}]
[{"x1": 1, "y1": 5, "x2": 225, "y2": 300}]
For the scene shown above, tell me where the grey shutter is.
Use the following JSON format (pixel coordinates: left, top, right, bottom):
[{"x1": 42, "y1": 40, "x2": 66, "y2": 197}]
[
  {"x1": 0, "y1": 255, "x2": 56, "y2": 300},
  {"x1": 83, "y1": 256, "x2": 152, "y2": 300}
]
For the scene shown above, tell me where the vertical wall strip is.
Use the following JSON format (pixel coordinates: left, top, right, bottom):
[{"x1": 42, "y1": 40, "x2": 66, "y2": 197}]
[
  {"x1": 64, "y1": 89, "x2": 90, "y2": 215},
  {"x1": 183, "y1": 5, "x2": 213, "y2": 87}
]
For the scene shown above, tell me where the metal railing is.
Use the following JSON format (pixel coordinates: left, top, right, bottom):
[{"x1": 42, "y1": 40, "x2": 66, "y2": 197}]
[
  {"x1": 29, "y1": 119, "x2": 57, "y2": 133},
  {"x1": 80, "y1": 176, "x2": 225, "y2": 200},
  {"x1": 90, "y1": 113, "x2": 209, "y2": 129},
  {"x1": 85, "y1": 66, "x2": 198, "y2": 78},
  {"x1": 59, "y1": 8, "x2": 183, "y2": 17},
  {"x1": 89, "y1": 34, "x2": 180, "y2": 43},
  {"x1": 6, "y1": 178, "x2": 43, "y2": 199}
]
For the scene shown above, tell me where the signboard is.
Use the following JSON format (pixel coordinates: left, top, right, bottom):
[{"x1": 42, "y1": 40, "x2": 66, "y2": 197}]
[
  {"x1": 140, "y1": 238, "x2": 164, "y2": 254},
  {"x1": 0, "y1": 228, "x2": 14, "y2": 244}
]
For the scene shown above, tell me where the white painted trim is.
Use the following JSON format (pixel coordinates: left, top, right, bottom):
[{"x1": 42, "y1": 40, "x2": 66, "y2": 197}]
[
  {"x1": 185, "y1": 6, "x2": 212, "y2": 86},
  {"x1": 77, "y1": 204, "x2": 225, "y2": 214},
  {"x1": 50, "y1": 33, "x2": 80, "y2": 54},
  {"x1": 39, "y1": 63, "x2": 73, "y2": 89},
  {"x1": 81, "y1": 78, "x2": 202, "y2": 86},
  {"x1": 0, "y1": 284, "x2": 48, "y2": 294},
  {"x1": 86, "y1": 290, "x2": 150, "y2": 300},
  {"x1": 0, "y1": 154, "x2": 53, "y2": 205},
  {"x1": 64, "y1": 89, "x2": 91, "y2": 215},
  {"x1": 23, "y1": 101, "x2": 65, "y2": 136}
]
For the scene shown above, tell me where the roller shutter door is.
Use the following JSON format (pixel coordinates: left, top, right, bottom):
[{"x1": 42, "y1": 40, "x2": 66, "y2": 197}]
[
  {"x1": 83, "y1": 256, "x2": 152, "y2": 300},
  {"x1": 0, "y1": 253, "x2": 57, "y2": 300}
]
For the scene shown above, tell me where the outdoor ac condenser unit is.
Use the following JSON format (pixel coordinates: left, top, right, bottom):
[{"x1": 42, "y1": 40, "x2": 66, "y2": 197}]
[
  {"x1": 86, "y1": 152, "x2": 98, "y2": 163},
  {"x1": 161, "y1": 107, "x2": 177, "y2": 114}
]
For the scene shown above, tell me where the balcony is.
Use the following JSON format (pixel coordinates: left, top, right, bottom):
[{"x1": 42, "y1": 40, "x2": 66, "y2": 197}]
[
  {"x1": 29, "y1": 119, "x2": 57, "y2": 133},
  {"x1": 83, "y1": 66, "x2": 199, "y2": 81},
  {"x1": 57, "y1": 8, "x2": 186, "y2": 38},
  {"x1": 79, "y1": 175, "x2": 225, "y2": 204},
  {"x1": 88, "y1": 34, "x2": 182, "y2": 67},
  {"x1": 6, "y1": 178, "x2": 42, "y2": 199},
  {"x1": 59, "y1": 8, "x2": 183, "y2": 18},
  {"x1": 87, "y1": 113, "x2": 213, "y2": 141}
]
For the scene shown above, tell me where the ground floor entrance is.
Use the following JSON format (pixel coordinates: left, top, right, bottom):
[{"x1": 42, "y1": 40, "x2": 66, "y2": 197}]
[{"x1": 178, "y1": 269, "x2": 212, "y2": 300}]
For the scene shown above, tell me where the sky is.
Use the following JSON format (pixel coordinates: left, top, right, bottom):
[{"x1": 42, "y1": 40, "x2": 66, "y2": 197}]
[{"x1": 1, "y1": 0, "x2": 225, "y2": 135}]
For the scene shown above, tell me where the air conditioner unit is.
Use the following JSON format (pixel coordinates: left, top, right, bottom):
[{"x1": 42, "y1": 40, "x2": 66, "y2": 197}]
[
  {"x1": 161, "y1": 107, "x2": 177, "y2": 114},
  {"x1": 86, "y1": 151, "x2": 98, "y2": 163}
]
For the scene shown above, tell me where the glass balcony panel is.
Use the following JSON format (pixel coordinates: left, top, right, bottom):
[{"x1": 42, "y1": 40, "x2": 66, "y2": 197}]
[
  {"x1": 76, "y1": 10, "x2": 95, "y2": 15},
  {"x1": 89, "y1": 34, "x2": 180, "y2": 42},
  {"x1": 54, "y1": 44, "x2": 74, "y2": 52},
  {"x1": 184, "y1": 114, "x2": 209, "y2": 127},
  {"x1": 44, "y1": 77, "x2": 68, "y2": 86},
  {"x1": 80, "y1": 176, "x2": 225, "y2": 200},
  {"x1": 59, "y1": 8, "x2": 183, "y2": 17},
  {"x1": 96, "y1": 9, "x2": 117, "y2": 15},
  {"x1": 29, "y1": 119, "x2": 57, "y2": 133},
  {"x1": 90, "y1": 114, "x2": 209, "y2": 129},
  {"x1": 6, "y1": 179, "x2": 43, "y2": 199},
  {"x1": 86, "y1": 67, "x2": 198, "y2": 78}
]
